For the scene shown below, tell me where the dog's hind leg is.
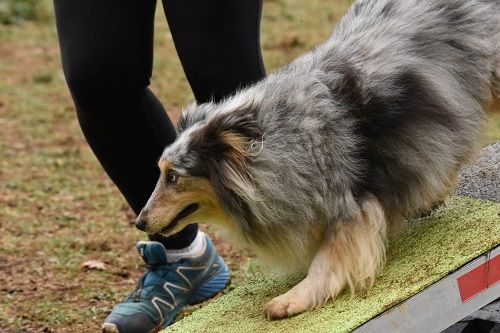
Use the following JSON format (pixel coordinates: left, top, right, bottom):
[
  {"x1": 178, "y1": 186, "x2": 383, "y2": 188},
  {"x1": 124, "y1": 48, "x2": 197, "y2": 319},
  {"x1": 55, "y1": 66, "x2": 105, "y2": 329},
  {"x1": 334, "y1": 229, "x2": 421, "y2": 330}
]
[{"x1": 264, "y1": 194, "x2": 388, "y2": 320}]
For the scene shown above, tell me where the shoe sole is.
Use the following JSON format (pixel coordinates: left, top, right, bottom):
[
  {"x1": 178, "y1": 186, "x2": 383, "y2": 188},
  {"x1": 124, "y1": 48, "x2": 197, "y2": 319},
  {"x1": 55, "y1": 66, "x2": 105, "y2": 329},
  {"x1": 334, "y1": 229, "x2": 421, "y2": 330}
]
[
  {"x1": 101, "y1": 322, "x2": 163, "y2": 333},
  {"x1": 102, "y1": 322, "x2": 120, "y2": 333}
]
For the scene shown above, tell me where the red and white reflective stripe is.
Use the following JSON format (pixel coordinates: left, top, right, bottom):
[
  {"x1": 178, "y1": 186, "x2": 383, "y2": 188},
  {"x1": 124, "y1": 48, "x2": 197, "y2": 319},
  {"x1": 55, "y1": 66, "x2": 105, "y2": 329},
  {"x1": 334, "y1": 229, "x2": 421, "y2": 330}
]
[{"x1": 457, "y1": 253, "x2": 500, "y2": 302}]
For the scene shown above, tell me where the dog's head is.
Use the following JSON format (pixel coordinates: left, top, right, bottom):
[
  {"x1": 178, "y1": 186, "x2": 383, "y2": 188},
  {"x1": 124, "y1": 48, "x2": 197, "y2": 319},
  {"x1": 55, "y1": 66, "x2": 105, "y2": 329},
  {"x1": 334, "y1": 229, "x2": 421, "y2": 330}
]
[{"x1": 135, "y1": 102, "x2": 262, "y2": 236}]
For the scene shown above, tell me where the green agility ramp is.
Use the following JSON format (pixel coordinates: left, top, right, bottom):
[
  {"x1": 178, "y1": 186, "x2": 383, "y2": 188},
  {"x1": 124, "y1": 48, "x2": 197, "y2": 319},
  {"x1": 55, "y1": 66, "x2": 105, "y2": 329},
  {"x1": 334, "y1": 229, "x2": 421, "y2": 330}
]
[{"x1": 163, "y1": 143, "x2": 500, "y2": 333}]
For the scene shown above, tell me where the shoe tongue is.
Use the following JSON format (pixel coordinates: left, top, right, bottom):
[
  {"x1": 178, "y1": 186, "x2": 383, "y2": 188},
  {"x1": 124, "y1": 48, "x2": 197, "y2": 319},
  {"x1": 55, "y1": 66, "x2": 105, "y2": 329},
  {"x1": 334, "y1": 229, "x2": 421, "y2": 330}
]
[{"x1": 136, "y1": 241, "x2": 168, "y2": 265}]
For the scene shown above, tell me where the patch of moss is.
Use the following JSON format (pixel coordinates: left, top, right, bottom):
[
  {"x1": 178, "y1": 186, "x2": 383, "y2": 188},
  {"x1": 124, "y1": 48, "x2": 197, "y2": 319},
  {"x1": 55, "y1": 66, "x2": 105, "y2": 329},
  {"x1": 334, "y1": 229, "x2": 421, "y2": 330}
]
[{"x1": 164, "y1": 196, "x2": 500, "y2": 333}]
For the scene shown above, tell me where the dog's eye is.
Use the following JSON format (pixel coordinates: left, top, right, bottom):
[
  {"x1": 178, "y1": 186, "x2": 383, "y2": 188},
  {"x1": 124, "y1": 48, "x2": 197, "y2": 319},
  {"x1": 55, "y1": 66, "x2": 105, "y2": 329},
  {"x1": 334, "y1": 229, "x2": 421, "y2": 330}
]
[{"x1": 166, "y1": 170, "x2": 179, "y2": 186}]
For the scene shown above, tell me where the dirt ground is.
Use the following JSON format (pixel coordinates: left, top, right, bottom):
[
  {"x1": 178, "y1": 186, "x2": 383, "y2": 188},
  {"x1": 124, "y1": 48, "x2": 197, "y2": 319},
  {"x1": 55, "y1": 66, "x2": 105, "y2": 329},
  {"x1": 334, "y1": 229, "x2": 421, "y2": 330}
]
[{"x1": 1, "y1": 1, "x2": 499, "y2": 332}]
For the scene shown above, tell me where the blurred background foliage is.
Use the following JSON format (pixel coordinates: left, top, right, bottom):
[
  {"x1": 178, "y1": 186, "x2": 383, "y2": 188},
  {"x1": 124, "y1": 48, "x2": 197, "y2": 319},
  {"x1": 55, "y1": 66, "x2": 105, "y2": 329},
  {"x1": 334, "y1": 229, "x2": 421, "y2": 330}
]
[{"x1": 0, "y1": 0, "x2": 49, "y2": 24}]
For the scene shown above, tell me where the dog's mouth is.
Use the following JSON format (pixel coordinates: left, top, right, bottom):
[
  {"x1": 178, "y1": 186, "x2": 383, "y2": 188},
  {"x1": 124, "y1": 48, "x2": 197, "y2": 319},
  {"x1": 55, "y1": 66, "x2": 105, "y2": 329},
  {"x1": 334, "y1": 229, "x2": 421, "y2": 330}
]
[{"x1": 160, "y1": 203, "x2": 199, "y2": 234}]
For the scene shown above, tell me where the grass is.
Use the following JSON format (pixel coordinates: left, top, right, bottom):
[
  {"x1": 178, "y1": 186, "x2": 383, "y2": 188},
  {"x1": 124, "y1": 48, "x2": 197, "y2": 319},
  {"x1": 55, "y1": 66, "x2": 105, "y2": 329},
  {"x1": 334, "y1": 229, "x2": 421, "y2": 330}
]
[{"x1": 0, "y1": 0, "x2": 499, "y2": 332}]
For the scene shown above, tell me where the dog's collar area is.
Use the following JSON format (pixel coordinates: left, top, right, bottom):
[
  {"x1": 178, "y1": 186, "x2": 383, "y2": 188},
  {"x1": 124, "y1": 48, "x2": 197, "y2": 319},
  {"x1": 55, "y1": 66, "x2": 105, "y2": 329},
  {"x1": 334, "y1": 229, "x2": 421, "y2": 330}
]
[{"x1": 161, "y1": 203, "x2": 199, "y2": 234}]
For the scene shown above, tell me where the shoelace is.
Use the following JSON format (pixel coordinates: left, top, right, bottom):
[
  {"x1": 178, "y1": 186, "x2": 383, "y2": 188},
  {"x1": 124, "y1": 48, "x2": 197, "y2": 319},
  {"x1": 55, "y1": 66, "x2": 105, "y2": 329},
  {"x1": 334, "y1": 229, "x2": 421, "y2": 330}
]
[{"x1": 130, "y1": 263, "x2": 175, "y2": 302}]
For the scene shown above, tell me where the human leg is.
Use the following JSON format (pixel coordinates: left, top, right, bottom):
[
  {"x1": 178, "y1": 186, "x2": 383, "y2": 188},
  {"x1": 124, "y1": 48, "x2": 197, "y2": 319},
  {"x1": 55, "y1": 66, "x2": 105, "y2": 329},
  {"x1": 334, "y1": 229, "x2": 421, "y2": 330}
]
[
  {"x1": 53, "y1": 0, "x2": 197, "y2": 249},
  {"x1": 163, "y1": 0, "x2": 266, "y2": 103}
]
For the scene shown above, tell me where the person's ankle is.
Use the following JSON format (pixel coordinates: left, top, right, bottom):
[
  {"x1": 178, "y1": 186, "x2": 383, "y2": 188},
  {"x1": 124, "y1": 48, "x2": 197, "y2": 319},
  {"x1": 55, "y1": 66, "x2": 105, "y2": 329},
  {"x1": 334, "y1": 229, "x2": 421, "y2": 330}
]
[{"x1": 164, "y1": 231, "x2": 206, "y2": 262}]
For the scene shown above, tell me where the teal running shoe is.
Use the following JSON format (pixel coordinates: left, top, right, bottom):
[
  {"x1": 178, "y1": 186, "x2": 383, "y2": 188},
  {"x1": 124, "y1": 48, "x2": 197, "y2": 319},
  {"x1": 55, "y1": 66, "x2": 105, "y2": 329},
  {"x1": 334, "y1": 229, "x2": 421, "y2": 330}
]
[{"x1": 102, "y1": 234, "x2": 230, "y2": 333}]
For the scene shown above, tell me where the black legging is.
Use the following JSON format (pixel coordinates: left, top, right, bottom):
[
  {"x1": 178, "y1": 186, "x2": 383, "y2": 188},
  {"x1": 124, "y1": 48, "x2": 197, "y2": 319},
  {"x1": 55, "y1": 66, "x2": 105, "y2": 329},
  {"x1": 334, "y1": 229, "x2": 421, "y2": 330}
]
[{"x1": 53, "y1": 0, "x2": 265, "y2": 249}]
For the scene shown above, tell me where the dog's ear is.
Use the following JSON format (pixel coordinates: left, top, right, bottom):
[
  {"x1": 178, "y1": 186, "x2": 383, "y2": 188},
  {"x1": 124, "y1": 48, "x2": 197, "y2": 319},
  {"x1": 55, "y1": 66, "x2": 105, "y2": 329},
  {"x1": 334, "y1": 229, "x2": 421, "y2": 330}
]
[
  {"x1": 188, "y1": 104, "x2": 262, "y2": 232},
  {"x1": 191, "y1": 104, "x2": 262, "y2": 163},
  {"x1": 213, "y1": 105, "x2": 261, "y2": 161},
  {"x1": 177, "y1": 102, "x2": 214, "y2": 133}
]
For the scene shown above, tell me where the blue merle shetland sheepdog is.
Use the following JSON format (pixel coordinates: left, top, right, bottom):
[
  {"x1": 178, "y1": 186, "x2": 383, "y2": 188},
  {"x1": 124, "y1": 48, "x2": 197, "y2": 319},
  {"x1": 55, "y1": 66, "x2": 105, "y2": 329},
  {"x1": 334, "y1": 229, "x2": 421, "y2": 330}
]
[{"x1": 135, "y1": 0, "x2": 500, "y2": 319}]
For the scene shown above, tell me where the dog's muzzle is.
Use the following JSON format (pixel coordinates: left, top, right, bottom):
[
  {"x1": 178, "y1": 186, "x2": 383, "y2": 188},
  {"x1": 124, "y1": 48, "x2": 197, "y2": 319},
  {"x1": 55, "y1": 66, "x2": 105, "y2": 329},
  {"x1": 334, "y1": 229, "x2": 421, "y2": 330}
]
[
  {"x1": 135, "y1": 218, "x2": 148, "y2": 231},
  {"x1": 134, "y1": 203, "x2": 200, "y2": 234}
]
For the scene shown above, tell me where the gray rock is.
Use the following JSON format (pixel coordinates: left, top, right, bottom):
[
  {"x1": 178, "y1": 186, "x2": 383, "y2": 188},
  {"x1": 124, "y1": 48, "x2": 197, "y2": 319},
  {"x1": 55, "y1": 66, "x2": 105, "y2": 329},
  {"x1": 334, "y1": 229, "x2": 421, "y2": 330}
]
[
  {"x1": 465, "y1": 299, "x2": 500, "y2": 323},
  {"x1": 456, "y1": 141, "x2": 500, "y2": 202}
]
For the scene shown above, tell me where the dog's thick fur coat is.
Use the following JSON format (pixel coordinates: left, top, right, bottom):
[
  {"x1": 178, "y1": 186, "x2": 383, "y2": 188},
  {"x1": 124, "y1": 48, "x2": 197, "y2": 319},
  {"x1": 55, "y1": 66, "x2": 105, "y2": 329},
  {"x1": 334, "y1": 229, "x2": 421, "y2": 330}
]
[{"x1": 138, "y1": 0, "x2": 500, "y2": 319}]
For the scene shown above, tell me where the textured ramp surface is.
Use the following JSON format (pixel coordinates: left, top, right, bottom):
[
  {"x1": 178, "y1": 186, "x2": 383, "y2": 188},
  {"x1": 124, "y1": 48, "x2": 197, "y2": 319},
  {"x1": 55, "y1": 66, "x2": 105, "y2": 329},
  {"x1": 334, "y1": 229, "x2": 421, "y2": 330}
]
[{"x1": 164, "y1": 196, "x2": 500, "y2": 333}]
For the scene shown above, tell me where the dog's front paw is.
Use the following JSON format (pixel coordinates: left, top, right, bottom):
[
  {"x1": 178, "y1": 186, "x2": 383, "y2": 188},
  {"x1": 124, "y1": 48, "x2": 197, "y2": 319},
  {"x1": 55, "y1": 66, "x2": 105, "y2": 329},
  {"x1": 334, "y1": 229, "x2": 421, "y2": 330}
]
[{"x1": 264, "y1": 294, "x2": 307, "y2": 320}]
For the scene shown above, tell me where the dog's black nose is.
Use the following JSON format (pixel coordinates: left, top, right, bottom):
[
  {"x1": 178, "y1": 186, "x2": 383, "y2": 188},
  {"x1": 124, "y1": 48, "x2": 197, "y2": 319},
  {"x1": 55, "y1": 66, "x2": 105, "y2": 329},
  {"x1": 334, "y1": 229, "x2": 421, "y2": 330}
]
[{"x1": 135, "y1": 219, "x2": 148, "y2": 231}]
